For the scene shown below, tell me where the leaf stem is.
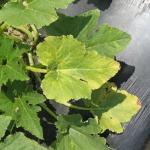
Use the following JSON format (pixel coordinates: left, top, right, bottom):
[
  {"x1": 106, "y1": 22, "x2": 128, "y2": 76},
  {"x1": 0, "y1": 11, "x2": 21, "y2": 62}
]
[
  {"x1": 27, "y1": 53, "x2": 42, "y2": 83},
  {"x1": 39, "y1": 103, "x2": 57, "y2": 120},
  {"x1": 26, "y1": 66, "x2": 48, "y2": 73},
  {"x1": 27, "y1": 53, "x2": 57, "y2": 120},
  {"x1": 66, "y1": 103, "x2": 91, "y2": 111},
  {"x1": 27, "y1": 53, "x2": 34, "y2": 66},
  {"x1": 66, "y1": 103, "x2": 109, "y2": 111}
]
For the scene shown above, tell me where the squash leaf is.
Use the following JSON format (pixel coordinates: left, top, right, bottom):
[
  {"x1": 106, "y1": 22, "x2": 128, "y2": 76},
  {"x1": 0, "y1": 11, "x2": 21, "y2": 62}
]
[
  {"x1": 36, "y1": 35, "x2": 119, "y2": 104},
  {"x1": 56, "y1": 130, "x2": 109, "y2": 150},
  {"x1": 0, "y1": 133, "x2": 50, "y2": 150},
  {"x1": 0, "y1": 36, "x2": 28, "y2": 85},
  {"x1": 0, "y1": 115, "x2": 11, "y2": 139},
  {"x1": 56, "y1": 114, "x2": 101, "y2": 134},
  {"x1": 55, "y1": 114, "x2": 109, "y2": 150},
  {"x1": 0, "y1": 81, "x2": 45, "y2": 139},
  {"x1": 86, "y1": 83, "x2": 141, "y2": 133},
  {"x1": 45, "y1": 9, "x2": 131, "y2": 58},
  {"x1": 0, "y1": 0, "x2": 74, "y2": 28}
]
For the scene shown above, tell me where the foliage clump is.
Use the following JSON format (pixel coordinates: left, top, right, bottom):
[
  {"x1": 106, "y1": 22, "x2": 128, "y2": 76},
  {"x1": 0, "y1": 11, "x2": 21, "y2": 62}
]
[{"x1": 0, "y1": 0, "x2": 140, "y2": 149}]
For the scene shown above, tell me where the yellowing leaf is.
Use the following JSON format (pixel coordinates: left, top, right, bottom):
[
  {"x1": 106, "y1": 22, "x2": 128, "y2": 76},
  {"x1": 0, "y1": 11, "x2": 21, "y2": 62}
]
[
  {"x1": 36, "y1": 35, "x2": 119, "y2": 104},
  {"x1": 88, "y1": 83, "x2": 141, "y2": 133}
]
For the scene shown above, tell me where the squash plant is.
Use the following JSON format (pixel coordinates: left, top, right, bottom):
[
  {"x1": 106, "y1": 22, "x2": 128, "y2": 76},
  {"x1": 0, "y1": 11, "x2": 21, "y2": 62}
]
[{"x1": 0, "y1": 0, "x2": 140, "y2": 149}]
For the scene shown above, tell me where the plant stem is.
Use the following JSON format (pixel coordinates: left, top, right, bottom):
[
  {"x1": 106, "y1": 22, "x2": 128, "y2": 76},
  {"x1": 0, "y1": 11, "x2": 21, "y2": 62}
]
[
  {"x1": 27, "y1": 53, "x2": 42, "y2": 83},
  {"x1": 31, "y1": 25, "x2": 39, "y2": 44},
  {"x1": 39, "y1": 103, "x2": 57, "y2": 120},
  {"x1": 66, "y1": 103, "x2": 91, "y2": 111},
  {"x1": 66, "y1": 103, "x2": 109, "y2": 111},
  {"x1": 14, "y1": 26, "x2": 33, "y2": 42},
  {"x1": 27, "y1": 53, "x2": 34, "y2": 66},
  {"x1": 27, "y1": 50, "x2": 57, "y2": 120},
  {"x1": 26, "y1": 66, "x2": 48, "y2": 73}
]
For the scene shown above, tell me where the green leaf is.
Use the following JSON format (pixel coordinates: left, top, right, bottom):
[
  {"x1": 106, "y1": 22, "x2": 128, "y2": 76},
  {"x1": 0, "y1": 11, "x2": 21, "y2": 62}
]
[
  {"x1": 45, "y1": 10, "x2": 100, "y2": 40},
  {"x1": 21, "y1": 92, "x2": 46, "y2": 105},
  {"x1": 45, "y1": 9, "x2": 131, "y2": 58},
  {"x1": 0, "y1": 0, "x2": 74, "y2": 28},
  {"x1": 87, "y1": 83, "x2": 141, "y2": 133},
  {"x1": 69, "y1": 128, "x2": 108, "y2": 150},
  {"x1": 56, "y1": 114, "x2": 101, "y2": 135},
  {"x1": 85, "y1": 24, "x2": 131, "y2": 58},
  {"x1": 36, "y1": 35, "x2": 119, "y2": 104},
  {"x1": 0, "y1": 82, "x2": 45, "y2": 139},
  {"x1": 74, "y1": 118, "x2": 102, "y2": 135},
  {"x1": 0, "y1": 92, "x2": 16, "y2": 118},
  {"x1": 56, "y1": 132, "x2": 109, "y2": 150},
  {"x1": 0, "y1": 133, "x2": 49, "y2": 150},
  {"x1": 0, "y1": 0, "x2": 7, "y2": 8},
  {"x1": 55, "y1": 114, "x2": 108, "y2": 150},
  {"x1": 0, "y1": 36, "x2": 28, "y2": 85},
  {"x1": 56, "y1": 134, "x2": 77, "y2": 150},
  {"x1": 56, "y1": 114, "x2": 83, "y2": 134},
  {"x1": 6, "y1": 80, "x2": 33, "y2": 97},
  {"x1": 14, "y1": 98, "x2": 43, "y2": 138},
  {"x1": 0, "y1": 115, "x2": 11, "y2": 139}
]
